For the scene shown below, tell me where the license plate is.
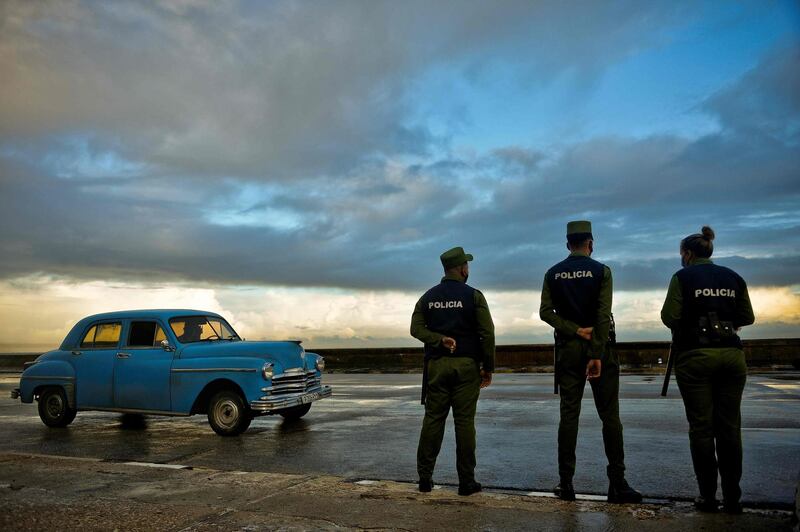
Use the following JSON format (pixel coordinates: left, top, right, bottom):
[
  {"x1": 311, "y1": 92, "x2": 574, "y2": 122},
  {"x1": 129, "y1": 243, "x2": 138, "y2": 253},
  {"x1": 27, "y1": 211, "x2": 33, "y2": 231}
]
[{"x1": 301, "y1": 392, "x2": 320, "y2": 404}]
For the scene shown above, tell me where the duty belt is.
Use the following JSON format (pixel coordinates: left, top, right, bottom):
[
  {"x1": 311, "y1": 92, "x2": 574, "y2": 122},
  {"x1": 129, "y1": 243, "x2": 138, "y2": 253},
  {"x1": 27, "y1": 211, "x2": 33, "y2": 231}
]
[
  {"x1": 675, "y1": 311, "x2": 741, "y2": 351},
  {"x1": 698, "y1": 311, "x2": 737, "y2": 345}
]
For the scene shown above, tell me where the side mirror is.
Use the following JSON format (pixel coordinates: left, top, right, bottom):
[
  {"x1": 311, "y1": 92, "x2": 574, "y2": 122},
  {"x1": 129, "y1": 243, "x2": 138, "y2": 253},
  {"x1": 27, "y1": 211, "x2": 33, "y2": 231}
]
[{"x1": 161, "y1": 340, "x2": 175, "y2": 352}]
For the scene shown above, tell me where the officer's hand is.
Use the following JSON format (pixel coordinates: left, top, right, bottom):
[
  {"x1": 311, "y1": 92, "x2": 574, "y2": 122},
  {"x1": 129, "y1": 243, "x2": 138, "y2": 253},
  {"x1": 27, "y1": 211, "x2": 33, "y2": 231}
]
[
  {"x1": 577, "y1": 327, "x2": 593, "y2": 341},
  {"x1": 441, "y1": 336, "x2": 457, "y2": 353},
  {"x1": 480, "y1": 370, "x2": 492, "y2": 389},
  {"x1": 586, "y1": 359, "x2": 602, "y2": 380}
]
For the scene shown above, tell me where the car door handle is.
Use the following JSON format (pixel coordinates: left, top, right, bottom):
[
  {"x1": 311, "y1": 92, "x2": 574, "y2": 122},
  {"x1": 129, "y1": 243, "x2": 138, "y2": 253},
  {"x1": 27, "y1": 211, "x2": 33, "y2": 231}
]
[
  {"x1": 71, "y1": 351, "x2": 82, "y2": 356},
  {"x1": 116, "y1": 352, "x2": 131, "y2": 359}
]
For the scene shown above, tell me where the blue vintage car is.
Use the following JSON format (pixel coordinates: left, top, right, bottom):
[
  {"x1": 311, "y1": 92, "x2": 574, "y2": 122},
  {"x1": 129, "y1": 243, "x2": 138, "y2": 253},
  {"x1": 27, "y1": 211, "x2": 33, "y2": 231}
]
[{"x1": 10, "y1": 309, "x2": 331, "y2": 435}]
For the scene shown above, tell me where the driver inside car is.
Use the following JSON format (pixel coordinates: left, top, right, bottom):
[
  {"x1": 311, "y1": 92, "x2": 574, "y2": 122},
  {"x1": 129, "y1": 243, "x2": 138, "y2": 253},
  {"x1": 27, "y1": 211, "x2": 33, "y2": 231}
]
[{"x1": 178, "y1": 320, "x2": 204, "y2": 343}]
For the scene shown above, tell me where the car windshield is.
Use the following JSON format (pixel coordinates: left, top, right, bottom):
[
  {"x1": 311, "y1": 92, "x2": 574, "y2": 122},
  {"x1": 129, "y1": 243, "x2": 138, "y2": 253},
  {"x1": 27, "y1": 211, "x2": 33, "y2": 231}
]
[{"x1": 169, "y1": 316, "x2": 240, "y2": 343}]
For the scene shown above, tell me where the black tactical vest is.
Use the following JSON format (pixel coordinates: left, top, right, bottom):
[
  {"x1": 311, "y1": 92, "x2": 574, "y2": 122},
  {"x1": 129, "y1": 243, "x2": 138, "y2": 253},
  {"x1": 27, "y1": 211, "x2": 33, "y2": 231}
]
[
  {"x1": 674, "y1": 263, "x2": 745, "y2": 351},
  {"x1": 420, "y1": 279, "x2": 481, "y2": 360},
  {"x1": 545, "y1": 255, "x2": 606, "y2": 335}
]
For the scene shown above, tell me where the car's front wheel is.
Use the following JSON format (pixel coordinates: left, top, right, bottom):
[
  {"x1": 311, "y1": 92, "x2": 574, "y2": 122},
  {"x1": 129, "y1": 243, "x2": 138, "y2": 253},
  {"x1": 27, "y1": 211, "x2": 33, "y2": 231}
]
[
  {"x1": 207, "y1": 390, "x2": 251, "y2": 436},
  {"x1": 279, "y1": 403, "x2": 311, "y2": 420},
  {"x1": 37, "y1": 387, "x2": 77, "y2": 428}
]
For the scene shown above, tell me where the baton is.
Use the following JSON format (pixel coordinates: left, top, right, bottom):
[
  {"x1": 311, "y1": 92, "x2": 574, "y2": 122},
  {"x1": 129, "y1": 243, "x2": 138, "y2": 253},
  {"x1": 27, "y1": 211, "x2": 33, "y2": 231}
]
[
  {"x1": 421, "y1": 356, "x2": 429, "y2": 405},
  {"x1": 660, "y1": 343, "x2": 674, "y2": 397},
  {"x1": 553, "y1": 332, "x2": 559, "y2": 395}
]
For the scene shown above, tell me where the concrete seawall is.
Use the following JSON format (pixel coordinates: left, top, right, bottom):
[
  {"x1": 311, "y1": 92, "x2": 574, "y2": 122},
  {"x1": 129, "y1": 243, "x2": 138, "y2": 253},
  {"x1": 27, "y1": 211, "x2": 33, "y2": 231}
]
[
  {"x1": 1, "y1": 338, "x2": 797, "y2": 372},
  {"x1": 313, "y1": 338, "x2": 800, "y2": 372}
]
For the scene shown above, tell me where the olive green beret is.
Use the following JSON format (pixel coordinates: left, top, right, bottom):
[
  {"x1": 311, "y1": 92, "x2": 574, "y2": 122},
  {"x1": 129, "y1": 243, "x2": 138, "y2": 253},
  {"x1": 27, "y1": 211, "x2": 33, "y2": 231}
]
[
  {"x1": 440, "y1": 246, "x2": 474, "y2": 269},
  {"x1": 567, "y1": 220, "x2": 593, "y2": 238}
]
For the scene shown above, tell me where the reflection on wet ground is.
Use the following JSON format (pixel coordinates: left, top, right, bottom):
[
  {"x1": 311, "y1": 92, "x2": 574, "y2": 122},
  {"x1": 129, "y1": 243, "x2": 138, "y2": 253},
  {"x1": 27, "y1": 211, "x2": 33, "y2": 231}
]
[{"x1": 119, "y1": 413, "x2": 148, "y2": 430}]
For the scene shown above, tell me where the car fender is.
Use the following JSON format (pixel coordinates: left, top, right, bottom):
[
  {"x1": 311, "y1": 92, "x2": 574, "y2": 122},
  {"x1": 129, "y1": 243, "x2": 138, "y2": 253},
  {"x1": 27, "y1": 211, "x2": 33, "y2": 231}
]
[
  {"x1": 170, "y1": 356, "x2": 269, "y2": 414},
  {"x1": 19, "y1": 360, "x2": 76, "y2": 407},
  {"x1": 305, "y1": 351, "x2": 325, "y2": 371}
]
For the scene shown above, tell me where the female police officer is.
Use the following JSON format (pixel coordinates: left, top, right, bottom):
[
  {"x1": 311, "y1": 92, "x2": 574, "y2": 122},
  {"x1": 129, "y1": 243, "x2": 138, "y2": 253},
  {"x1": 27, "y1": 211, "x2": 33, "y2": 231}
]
[{"x1": 660, "y1": 226, "x2": 755, "y2": 514}]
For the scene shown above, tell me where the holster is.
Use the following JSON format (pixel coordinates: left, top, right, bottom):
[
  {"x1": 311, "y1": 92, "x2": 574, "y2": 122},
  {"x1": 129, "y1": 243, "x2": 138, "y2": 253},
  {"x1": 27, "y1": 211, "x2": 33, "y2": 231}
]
[{"x1": 608, "y1": 313, "x2": 617, "y2": 346}]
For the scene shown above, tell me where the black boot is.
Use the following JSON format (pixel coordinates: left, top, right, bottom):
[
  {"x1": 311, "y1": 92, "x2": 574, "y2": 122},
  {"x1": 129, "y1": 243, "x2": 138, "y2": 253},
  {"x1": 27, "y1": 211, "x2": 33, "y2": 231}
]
[
  {"x1": 458, "y1": 480, "x2": 482, "y2": 496},
  {"x1": 722, "y1": 500, "x2": 743, "y2": 514},
  {"x1": 554, "y1": 481, "x2": 576, "y2": 501},
  {"x1": 418, "y1": 478, "x2": 433, "y2": 493},
  {"x1": 607, "y1": 479, "x2": 643, "y2": 504},
  {"x1": 694, "y1": 496, "x2": 719, "y2": 512}
]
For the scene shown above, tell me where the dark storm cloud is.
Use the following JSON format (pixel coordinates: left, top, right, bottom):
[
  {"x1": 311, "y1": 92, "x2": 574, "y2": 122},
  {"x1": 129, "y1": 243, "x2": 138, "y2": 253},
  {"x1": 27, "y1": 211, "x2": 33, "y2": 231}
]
[
  {"x1": 704, "y1": 45, "x2": 800, "y2": 143},
  {"x1": 0, "y1": 1, "x2": 798, "y2": 292},
  {"x1": 0, "y1": 0, "x2": 697, "y2": 179}
]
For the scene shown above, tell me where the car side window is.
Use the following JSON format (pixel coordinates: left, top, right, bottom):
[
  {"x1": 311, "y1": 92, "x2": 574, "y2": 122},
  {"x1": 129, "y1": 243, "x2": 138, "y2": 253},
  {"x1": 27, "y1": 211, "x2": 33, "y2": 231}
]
[
  {"x1": 80, "y1": 326, "x2": 97, "y2": 348},
  {"x1": 127, "y1": 321, "x2": 168, "y2": 348},
  {"x1": 93, "y1": 323, "x2": 122, "y2": 348}
]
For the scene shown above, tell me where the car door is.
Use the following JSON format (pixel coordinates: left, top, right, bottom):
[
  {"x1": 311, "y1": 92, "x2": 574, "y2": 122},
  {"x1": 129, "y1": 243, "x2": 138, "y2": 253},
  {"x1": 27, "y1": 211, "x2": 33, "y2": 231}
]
[
  {"x1": 113, "y1": 320, "x2": 173, "y2": 412},
  {"x1": 72, "y1": 321, "x2": 121, "y2": 408}
]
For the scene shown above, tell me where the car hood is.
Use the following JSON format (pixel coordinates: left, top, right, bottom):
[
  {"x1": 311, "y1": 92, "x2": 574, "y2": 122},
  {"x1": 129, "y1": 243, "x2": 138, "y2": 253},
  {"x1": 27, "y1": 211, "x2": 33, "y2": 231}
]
[{"x1": 179, "y1": 341, "x2": 309, "y2": 372}]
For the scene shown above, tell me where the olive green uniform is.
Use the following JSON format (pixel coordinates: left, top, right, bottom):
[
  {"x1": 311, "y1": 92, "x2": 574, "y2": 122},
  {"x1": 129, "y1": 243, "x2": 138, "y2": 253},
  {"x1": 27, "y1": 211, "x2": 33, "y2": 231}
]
[
  {"x1": 661, "y1": 258, "x2": 755, "y2": 503},
  {"x1": 540, "y1": 252, "x2": 627, "y2": 483},
  {"x1": 411, "y1": 273, "x2": 495, "y2": 484}
]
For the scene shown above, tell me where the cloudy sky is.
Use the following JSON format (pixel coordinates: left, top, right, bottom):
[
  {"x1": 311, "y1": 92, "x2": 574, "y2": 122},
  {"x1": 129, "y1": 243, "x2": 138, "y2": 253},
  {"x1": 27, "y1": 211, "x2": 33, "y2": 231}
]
[{"x1": 1, "y1": 0, "x2": 799, "y2": 350}]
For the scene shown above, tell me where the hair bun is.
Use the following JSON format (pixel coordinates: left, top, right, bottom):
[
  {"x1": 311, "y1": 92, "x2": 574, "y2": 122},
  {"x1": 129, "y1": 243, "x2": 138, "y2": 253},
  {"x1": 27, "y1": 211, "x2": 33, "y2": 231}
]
[{"x1": 701, "y1": 226, "x2": 715, "y2": 241}]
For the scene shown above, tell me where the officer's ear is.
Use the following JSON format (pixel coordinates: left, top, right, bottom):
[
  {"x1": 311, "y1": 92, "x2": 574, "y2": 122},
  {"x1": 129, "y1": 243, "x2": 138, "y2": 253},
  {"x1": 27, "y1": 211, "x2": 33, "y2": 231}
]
[
  {"x1": 565, "y1": 241, "x2": 571, "y2": 252},
  {"x1": 588, "y1": 240, "x2": 594, "y2": 254}
]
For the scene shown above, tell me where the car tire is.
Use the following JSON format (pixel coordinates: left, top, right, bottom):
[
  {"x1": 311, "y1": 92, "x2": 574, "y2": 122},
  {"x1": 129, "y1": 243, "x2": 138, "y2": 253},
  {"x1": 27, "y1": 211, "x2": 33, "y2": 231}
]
[
  {"x1": 279, "y1": 403, "x2": 312, "y2": 420},
  {"x1": 38, "y1": 387, "x2": 77, "y2": 428},
  {"x1": 207, "y1": 390, "x2": 251, "y2": 436}
]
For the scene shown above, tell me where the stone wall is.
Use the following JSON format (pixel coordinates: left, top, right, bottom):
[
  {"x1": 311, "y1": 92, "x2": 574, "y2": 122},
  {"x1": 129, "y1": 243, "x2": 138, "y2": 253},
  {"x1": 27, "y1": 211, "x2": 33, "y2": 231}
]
[
  {"x1": 1, "y1": 338, "x2": 796, "y2": 372},
  {"x1": 312, "y1": 338, "x2": 800, "y2": 372}
]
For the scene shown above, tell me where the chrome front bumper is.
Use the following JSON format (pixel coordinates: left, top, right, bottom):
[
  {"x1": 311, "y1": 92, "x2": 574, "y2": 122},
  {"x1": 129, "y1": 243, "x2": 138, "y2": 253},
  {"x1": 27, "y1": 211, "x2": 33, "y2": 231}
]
[
  {"x1": 250, "y1": 385, "x2": 332, "y2": 412},
  {"x1": 10, "y1": 388, "x2": 20, "y2": 399}
]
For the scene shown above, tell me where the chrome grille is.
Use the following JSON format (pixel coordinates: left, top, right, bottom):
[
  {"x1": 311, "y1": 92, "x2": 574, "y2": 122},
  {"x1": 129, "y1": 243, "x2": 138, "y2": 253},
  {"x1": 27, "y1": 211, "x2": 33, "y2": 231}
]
[{"x1": 264, "y1": 368, "x2": 320, "y2": 396}]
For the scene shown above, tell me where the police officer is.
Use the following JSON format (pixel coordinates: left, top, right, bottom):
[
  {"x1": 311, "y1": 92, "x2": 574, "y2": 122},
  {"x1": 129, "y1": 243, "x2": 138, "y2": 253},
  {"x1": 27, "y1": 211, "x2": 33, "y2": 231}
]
[
  {"x1": 410, "y1": 246, "x2": 495, "y2": 496},
  {"x1": 540, "y1": 221, "x2": 641, "y2": 503},
  {"x1": 660, "y1": 226, "x2": 754, "y2": 513}
]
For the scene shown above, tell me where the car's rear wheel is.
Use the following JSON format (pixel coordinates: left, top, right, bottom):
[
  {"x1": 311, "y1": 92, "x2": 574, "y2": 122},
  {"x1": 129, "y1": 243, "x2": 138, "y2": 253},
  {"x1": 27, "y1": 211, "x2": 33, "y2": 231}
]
[
  {"x1": 279, "y1": 403, "x2": 311, "y2": 420},
  {"x1": 37, "y1": 387, "x2": 77, "y2": 428},
  {"x1": 207, "y1": 390, "x2": 251, "y2": 436}
]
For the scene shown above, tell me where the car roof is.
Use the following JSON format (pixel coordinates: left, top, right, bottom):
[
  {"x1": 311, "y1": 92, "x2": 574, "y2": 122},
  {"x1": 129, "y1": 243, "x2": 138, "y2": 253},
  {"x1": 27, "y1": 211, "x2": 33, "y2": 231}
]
[
  {"x1": 59, "y1": 309, "x2": 226, "y2": 350},
  {"x1": 79, "y1": 309, "x2": 223, "y2": 321}
]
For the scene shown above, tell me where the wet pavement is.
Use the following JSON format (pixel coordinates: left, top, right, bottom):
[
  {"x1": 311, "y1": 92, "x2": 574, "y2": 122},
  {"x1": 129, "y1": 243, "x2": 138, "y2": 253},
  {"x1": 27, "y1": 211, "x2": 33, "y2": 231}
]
[
  {"x1": 0, "y1": 372, "x2": 798, "y2": 507},
  {"x1": 1, "y1": 453, "x2": 794, "y2": 532}
]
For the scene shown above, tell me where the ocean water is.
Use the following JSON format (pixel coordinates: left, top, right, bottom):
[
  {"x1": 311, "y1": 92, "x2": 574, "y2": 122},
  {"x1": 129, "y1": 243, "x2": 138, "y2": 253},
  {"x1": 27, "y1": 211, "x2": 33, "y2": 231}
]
[{"x1": 0, "y1": 344, "x2": 57, "y2": 354}]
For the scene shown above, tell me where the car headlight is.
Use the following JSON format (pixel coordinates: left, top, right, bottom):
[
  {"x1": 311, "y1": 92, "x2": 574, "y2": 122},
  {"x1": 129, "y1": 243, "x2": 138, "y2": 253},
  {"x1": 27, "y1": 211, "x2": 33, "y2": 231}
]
[
  {"x1": 262, "y1": 363, "x2": 274, "y2": 380},
  {"x1": 315, "y1": 357, "x2": 325, "y2": 371}
]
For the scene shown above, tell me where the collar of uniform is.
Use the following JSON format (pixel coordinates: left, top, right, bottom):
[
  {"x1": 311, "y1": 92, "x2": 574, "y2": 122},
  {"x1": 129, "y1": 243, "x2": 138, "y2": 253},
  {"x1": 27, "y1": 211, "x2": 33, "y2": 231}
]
[
  {"x1": 568, "y1": 251, "x2": 589, "y2": 258},
  {"x1": 690, "y1": 257, "x2": 714, "y2": 266},
  {"x1": 441, "y1": 273, "x2": 465, "y2": 283}
]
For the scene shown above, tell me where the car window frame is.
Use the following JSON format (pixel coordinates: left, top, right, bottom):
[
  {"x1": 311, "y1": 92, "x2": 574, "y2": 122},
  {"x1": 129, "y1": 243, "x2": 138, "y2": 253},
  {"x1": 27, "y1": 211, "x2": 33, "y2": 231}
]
[
  {"x1": 123, "y1": 319, "x2": 171, "y2": 350},
  {"x1": 77, "y1": 320, "x2": 123, "y2": 350},
  {"x1": 79, "y1": 324, "x2": 98, "y2": 349}
]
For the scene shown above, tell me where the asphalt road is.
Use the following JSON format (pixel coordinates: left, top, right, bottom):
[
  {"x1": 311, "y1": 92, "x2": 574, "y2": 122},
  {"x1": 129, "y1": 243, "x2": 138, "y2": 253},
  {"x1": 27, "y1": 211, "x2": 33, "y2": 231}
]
[{"x1": 1, "y1": 373, "x2": 798, "y2": 506}]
